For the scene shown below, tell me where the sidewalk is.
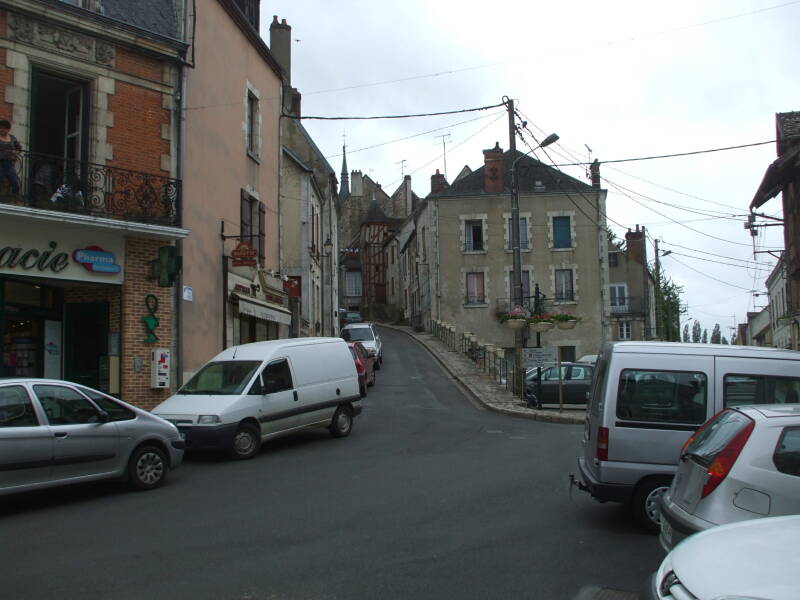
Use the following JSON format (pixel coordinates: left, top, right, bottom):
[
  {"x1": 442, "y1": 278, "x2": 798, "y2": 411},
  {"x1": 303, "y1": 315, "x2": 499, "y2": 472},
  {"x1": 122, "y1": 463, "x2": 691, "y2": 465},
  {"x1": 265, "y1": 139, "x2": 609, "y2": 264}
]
[{"x1": 382, "y1": 324, "x2": 586, "y2": 425}]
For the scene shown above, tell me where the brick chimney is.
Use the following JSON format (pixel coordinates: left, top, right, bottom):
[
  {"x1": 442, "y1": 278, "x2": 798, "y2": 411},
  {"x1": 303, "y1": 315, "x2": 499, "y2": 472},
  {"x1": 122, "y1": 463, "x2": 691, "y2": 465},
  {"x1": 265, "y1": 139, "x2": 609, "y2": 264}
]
[
  {"x1": 590, "y1": 159, "x2": 601, "y2": 188},
  {"x1": 269, "y1": 15, "x2": 291, "y2": 84},
  {"x1": 625, "y1": 225, "x2": 645, "y2": 265},
  {"x1": 430, "y1": 169, "x2": 448, "y2": 195},
  {"x1": 483, "y1": 142, "x2": 504, "y2": 193}
]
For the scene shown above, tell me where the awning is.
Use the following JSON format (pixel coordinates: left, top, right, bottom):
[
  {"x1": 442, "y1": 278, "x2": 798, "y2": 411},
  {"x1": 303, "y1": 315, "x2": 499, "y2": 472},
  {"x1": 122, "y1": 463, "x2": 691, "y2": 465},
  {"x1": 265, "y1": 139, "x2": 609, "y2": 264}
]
[
  {"x1": 750, "y1": 144, "x2": 800, "y2": 209},
  {"x1": 233, "y1": 294, "x2": 292, "y2": 325}
]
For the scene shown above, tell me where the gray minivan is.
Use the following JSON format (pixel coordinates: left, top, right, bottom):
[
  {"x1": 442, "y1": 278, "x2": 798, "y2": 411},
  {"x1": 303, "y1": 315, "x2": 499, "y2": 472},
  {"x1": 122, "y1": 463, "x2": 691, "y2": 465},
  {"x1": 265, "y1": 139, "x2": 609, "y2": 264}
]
[{"x1": 574, "y1": 341, "x2": 800, "y2": 531}]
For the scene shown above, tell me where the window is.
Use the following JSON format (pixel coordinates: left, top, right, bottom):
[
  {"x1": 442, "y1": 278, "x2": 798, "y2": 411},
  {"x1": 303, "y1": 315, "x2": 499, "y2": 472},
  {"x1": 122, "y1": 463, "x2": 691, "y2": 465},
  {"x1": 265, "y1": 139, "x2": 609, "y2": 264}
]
[
  {"x1": 608, "y1": 252, "x2": 619, "y2": 267},
  {"x1": 241, "y1": 192, "x2": 266, "y2": 265},
  {"x1": 617, "y1": 369, "x2": 708, "y2": 424},
  {"x1": 554, "y1": 269, "x2": 574, "y2": 301},
  {"x1": 571, "y1": 365, "x2": 593, "y2": 380},
  {"x1": 246, "y1": 90, "x2": 259, "y2": 156},
  {"x1": 0, "y1": 385, "x2": 39, "y2": 427},
  {"x1": 723, "y1": 375, "x2": 800, "y2": 407},
  {"x1": 774, "y1": 428, "x2": 800, "y2": 477},
  {"x1": 552, "y1": 216, "x2": 572, "y2": 249},
  {"x1": 610, "y1": 284, "x2": 627, "y2": 309},
  {"x1": 263, "y1": 359, "x2": 293, "y2": 393},
  {"x1": 33, "y1": 385, "x2": 103, "y2": 425},
  {"x1": 464, "y1": 220, "x2": 484, "y2": 251},
  {"x1": 508, "y1": 269, "x2": 531, "y2": 302},
  {"x1": 466, "y1": 272, "x2": 485, "y2": 304},
  {"x1": 345, "y1": 271, "x2": 362, "y2": 297},
  {"x1": 79, "y1": 388, "x2": 135, "y2": 421},
  {"x1": 618, "y1": 321, "x2": 632, "y2": 340},
  {"x1": 180, "y1": 361, "x2": 261, "y2": 395},
  {"x1": 507, "y1": 217, "x2": 529, "y2": 250}
]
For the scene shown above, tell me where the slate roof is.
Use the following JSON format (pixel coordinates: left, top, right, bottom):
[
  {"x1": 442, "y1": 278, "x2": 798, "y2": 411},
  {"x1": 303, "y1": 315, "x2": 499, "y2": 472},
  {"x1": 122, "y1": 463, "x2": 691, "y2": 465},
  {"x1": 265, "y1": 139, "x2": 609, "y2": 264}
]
[
  {"x1": 103, "y1": 0, "x2": 180, "y2": 39},
  {"x1": 364, "y1": 198, "x2": 390, "y2": 224},
  {"x1": 428, "y1": 149, "x2": 593, "y2": 198}
]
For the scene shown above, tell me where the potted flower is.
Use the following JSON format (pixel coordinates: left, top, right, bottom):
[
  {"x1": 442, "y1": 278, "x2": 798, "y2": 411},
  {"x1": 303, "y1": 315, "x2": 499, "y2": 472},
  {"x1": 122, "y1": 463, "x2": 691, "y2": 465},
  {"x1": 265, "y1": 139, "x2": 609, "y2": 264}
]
[
  {"x1": 528, "y1": 314, "x2": 554, "y2": 333},
  {"x1": 500, "y1": 306, "x2": 529, "y2": 330},
  {"x1": 551, "y1": 312, "x2": 580, "y2": 330}
]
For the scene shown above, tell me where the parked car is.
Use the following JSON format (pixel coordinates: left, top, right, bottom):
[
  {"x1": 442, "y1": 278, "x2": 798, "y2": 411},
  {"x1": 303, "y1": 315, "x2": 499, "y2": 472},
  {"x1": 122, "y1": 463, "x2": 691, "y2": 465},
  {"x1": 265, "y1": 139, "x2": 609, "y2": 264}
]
[
  {"x1": 525, "y1": 362, "x2": 594, "y2": 406},
  {"x1": 574, "y1": 341, "x2": 800, "y2": 531},
  {"x1": 348, "y1": 341, "x2": 376, "y2": 397},
  {"x1": 659, "y1": 403, "x2": 800, "y2": 552},
  {"x1": 0, "y1": 378, "x2": 184, "y2": 496},
  {"x1": 153, "y1": 337, "x2": 361, "y2": 460},
  {"x1": 577, "y1": 354, "x2": 598, "y2": 365},
  {"x1": 340, "y1": 310, "x2": 362, "y2": 328},
  {"x1": 341, "y1": 322, "x2": 383, "y2": 368},
  {"x1": 648, "y1": 514, "x2": 800, "y2": 600}
]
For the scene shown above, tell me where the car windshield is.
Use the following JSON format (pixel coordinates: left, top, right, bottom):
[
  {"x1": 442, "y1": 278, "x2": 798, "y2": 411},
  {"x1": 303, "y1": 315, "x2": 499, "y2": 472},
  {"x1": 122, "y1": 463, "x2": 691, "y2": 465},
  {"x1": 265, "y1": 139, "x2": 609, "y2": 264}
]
[
  {"x1": 342, "y1": 328, "x2": 374, "y2": 342},
  {"x1": 179, "y1": 361, "x2": 261, "y2": 395}
]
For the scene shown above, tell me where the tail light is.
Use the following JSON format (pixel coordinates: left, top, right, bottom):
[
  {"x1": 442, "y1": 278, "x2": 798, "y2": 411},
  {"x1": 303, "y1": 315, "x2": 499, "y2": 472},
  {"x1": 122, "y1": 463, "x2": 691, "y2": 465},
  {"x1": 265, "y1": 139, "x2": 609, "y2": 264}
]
[
  {"x1": 701, "y1": 419, "x2": 755, "y2": 498},
  {"x1": 596, "y1": 426, "x2": 609, "y2": 461}
]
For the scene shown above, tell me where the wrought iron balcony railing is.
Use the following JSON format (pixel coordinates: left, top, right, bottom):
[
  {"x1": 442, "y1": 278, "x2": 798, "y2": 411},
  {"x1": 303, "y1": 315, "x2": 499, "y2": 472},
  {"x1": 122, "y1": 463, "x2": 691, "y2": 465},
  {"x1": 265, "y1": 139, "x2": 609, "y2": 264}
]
[
  {"x1": 0, "y1": 150, "x2": 181, "y2": 227},
  {"x1": 610, "y1": 296, "x2": 645, "y2": 314}
]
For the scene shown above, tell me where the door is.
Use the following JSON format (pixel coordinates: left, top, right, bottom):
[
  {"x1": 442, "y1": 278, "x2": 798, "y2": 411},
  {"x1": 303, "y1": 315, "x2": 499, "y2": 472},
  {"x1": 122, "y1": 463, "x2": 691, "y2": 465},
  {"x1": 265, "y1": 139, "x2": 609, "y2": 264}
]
[
  {"x1": 0, "y1": 384, "x2": 53, "y2": 491},
  {"x1": 64, "y1": 302, "x2": 108, "y2": 389},
  {"x1": 64, "y1": 85, "x2": 85, "y2": 188},
  {"x1": 32, "y1": 383, "x2": 119, "y2": 481},
  {"x1": 258, "y1": 359, "x2": 299, "y2": 435}
]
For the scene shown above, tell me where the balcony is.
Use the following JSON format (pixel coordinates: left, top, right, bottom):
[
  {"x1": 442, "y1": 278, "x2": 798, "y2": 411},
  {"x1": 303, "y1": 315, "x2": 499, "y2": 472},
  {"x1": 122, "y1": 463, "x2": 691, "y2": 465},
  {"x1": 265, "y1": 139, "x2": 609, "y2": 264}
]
[
  {"x1": 0, "y1": 150, "x2": 181, "y2": 228},
  {"x1": 610, "y1": 296, "x2": 645, "y2": 314}
]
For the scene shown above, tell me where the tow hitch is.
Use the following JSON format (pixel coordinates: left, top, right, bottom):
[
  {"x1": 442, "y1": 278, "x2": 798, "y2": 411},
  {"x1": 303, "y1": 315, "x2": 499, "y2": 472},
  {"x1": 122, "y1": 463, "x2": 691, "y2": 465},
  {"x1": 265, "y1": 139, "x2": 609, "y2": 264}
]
[{"x1": 568, "y1": 473, "x2": 590, "y2": 499}]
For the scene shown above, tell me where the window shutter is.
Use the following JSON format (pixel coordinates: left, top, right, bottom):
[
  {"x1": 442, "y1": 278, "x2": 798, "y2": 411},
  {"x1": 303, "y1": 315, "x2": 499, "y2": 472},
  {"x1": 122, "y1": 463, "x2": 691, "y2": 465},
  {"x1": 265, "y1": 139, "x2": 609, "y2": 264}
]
[
  {"x1": 240, "y1": 193, "x2": 251, "y2": 245},
  {"x1": 258, "y1": 201, "x2": 266, "y2": 264}
]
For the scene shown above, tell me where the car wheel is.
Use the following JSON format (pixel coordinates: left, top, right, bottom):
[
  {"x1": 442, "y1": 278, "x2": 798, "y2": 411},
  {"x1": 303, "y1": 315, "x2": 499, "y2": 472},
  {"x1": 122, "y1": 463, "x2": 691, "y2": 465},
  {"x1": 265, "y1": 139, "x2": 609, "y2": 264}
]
[
  {"x1": 128, "y1": 444, "x2": 168, "y2": 491},
  {"x1": 368, "y1": 368, "x2": 376, "y2": 387},
  {"x1": 632, "y1": 477, "x2": 672, "y2": 533},
  {"x1": 227, "y1": 423, "x2": 261, "y2": 460},
  {"x1": 329, "y1": 406, "x2": 353, "y2": 438}
]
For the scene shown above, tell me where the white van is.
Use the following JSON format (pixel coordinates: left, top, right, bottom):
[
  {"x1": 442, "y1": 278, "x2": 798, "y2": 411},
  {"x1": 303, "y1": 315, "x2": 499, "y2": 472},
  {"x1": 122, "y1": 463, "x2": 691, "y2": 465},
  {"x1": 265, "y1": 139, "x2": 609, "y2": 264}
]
[
  {"x1": 574, "y1": 341, "x2": 800, "y2": 531},
  {"x1": 153, "y1": 337, "x2": 361, "y2": 459}
]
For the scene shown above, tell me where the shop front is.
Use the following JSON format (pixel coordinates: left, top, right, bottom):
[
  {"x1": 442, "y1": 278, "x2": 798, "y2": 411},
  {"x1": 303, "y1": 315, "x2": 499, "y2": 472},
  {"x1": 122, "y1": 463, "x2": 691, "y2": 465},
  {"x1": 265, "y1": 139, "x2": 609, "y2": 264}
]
[
  {"x1": 0, "y1": 220, "x2": 124, "y2": 393},
  {"x1": 226, "y1": 269, "x2": 291, "y2": 346}
]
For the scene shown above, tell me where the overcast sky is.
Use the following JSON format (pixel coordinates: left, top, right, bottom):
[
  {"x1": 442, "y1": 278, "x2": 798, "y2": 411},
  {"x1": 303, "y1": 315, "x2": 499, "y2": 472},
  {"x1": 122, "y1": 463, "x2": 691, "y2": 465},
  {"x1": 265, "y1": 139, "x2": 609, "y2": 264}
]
[{"x1": 264, "y1": 0, "x2": 799, "y2": 340}]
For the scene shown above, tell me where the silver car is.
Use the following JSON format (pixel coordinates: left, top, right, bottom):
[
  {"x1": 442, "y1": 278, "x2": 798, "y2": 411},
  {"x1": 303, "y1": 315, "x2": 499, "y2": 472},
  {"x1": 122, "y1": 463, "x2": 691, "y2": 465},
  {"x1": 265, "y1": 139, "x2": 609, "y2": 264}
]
[
  {"x1": 0, "y1": 378, "x2": 184, "y2": 496},
  {"x1": 660, "y1": 404, "x2": 800, "y2": 551},
  {"x1": 341, "y1": 323, "x2": 383, "y2": 368}
]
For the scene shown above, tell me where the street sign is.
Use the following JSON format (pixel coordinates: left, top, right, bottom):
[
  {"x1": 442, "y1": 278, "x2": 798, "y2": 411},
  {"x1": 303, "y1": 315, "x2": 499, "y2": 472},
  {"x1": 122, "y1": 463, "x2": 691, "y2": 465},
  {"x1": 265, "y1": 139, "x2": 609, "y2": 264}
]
[{"x1": 524, "y1": 347, "x2": 556, "y2": 369}]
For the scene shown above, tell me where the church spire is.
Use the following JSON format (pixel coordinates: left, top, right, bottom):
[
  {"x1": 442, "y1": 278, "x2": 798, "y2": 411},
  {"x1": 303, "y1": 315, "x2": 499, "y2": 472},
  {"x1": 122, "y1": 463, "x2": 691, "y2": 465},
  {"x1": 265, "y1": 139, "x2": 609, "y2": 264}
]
[{"x1": 339, "y1": 143, "x2": 350, "y2": 201}]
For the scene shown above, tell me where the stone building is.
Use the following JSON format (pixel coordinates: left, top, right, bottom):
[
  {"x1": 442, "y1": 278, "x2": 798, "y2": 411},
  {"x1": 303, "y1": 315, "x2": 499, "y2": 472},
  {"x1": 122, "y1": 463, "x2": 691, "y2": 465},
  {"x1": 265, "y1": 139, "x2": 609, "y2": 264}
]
[{"x1": 607, "y1": 225, "x2": 657, "y2": 342}]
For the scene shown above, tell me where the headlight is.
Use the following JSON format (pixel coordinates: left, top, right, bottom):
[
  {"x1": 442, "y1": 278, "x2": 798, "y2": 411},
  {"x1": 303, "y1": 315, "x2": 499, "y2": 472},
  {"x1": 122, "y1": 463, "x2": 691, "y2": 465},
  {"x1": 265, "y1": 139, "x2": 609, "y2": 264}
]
[{"x1": 197, "y1": 415, "x2": 221, "y2": 425}]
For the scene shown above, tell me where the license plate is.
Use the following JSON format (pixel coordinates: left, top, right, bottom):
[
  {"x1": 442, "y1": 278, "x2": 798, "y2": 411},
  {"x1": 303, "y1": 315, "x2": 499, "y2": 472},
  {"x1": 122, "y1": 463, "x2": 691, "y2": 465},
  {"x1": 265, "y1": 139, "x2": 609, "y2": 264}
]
[{"x1": 661, "y1": 518, "x2": 673, "y2": 546}]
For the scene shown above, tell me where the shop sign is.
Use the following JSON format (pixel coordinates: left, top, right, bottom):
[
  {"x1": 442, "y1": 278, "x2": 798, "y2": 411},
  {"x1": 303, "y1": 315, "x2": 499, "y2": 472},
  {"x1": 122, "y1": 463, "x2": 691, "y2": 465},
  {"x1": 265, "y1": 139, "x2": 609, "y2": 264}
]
[
  {"x1": 231, "y1": 242, "x2": 258, "y2": 267},
  {"x1": 284, "y1": 276, "x2": 301, "y2": 298},
  {"x1": 265, "y1": 291, "x2": 285, "y2": 306},
  {"x1": 73, "y1": 246, "x2": 121, "y2": 273}
]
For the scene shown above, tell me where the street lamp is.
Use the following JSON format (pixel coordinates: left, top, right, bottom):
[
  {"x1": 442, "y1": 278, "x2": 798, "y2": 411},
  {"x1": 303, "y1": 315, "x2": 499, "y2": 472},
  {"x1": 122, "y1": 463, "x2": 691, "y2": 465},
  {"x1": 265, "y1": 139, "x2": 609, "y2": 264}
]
[{"x1": 509, "y1": 132, "x2": 559, "y2": 399}]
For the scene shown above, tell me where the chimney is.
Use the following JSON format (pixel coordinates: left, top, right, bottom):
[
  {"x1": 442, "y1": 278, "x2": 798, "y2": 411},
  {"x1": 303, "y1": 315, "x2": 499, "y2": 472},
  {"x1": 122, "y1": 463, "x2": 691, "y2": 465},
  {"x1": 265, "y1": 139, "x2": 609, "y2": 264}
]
[
  {"x1": 590, "y1": 159, "x2": 601, "y2": 188},
  {"x1": 483, "y1": 142, "x2": 504, "y2": 193},
  {"x1": 286, "y1": 87, "x2": 301, "y2": 117},
  {"x1": 404, "y1": 175, "x2": 413, "y2": 214},
  {"x1": 430, "y1": 169, "x2": 448, "y2": 195},
  {"x1": 269, "y1": 15, "x2": 291, "y2": 84},
  {"x1": 625, "y1": 224, "x2": 645, "y2": 265}
]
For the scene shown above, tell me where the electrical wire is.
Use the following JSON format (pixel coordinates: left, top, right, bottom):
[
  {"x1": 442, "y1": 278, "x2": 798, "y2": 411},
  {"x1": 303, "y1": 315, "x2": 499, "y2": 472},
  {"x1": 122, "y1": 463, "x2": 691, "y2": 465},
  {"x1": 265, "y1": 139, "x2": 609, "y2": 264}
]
[
  {"x1": 663, "y1": 254, "x2": 754, "y2": 291},
  {"x1": 296, "y1": 102, "x2": 506, "y2": 121},
  {"x1": 660, "y1": 241, "x2": 776, "y2": 266}
]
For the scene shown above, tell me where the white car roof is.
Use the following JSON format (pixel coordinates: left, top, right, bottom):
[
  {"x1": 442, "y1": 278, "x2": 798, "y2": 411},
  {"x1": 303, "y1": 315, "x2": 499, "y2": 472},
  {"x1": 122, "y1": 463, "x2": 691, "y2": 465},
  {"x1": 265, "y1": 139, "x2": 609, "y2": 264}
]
[{"x1": 740, "y1": 404, "x2": 800, "y2": 420}]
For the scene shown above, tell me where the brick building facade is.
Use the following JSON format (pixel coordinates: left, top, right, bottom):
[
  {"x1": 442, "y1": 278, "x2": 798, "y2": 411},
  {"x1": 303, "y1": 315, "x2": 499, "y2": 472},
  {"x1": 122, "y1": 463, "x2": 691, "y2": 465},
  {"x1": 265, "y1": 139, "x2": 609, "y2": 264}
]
[{"x1": 0, "y1": 0, "x2": 187, "y2": 409}]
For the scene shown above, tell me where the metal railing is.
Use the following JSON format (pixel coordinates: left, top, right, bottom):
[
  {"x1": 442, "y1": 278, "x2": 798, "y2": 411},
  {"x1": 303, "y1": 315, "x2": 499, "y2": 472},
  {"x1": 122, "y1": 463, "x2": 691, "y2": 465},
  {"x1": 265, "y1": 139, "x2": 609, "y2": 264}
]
[
  {"x1": 0, "y1": 150, "x2": 181, "y2": 227},
  {"x1": 610, "y1": 296, "x2": 645, "y2": 314}
]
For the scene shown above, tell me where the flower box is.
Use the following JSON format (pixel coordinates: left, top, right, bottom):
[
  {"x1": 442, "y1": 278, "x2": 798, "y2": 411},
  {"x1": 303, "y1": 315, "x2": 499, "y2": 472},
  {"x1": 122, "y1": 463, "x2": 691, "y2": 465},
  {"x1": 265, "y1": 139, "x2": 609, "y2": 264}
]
[
  {"x1": 505, "y1": 318, "x2": 528, "y2": 330},
  {"x1": 555, "y1": 319, "x2": 578, "y2": 330},
  {"x1": 530, "y1": 321, "x2": 554, "y2": 333}
]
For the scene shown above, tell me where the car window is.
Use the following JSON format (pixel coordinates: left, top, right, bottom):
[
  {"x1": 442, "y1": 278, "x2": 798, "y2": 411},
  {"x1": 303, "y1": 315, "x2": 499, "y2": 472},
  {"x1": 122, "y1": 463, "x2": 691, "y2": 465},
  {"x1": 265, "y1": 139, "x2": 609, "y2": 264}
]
[
  {"x1": 683, "y1": 409, "x2": 753, "y2": 466},
  {"x1": 0, "y1": 385, "x2": 40, "y2": 427},
  {"x1": 543, "y1": 366, "x2": 567, "y2": 381},
  {"x1": 180, "y1": 360, "x2": 262, "y2": 395},
  {"x1": 571, "y1": 366, "x2": 592, "y2": 380},
  {"x1": 617, "y1": 369, "x2": 708, "y2": 424},
  {"x1": 33, "y1": 384, "x2": 103, "y2": 425},
  {"x1": 774, "y1": 428, "x2": 800, "y2": 477},
  {"x1": 341, "y1": 328, "x2": 374, "y2": 342},
  {"x1": 264, "y1": 359, "x2": 293, "y2": 393},
  {"x1": 78, "y1": 387, "x2": 136, "y2": 421},
  {"x1": 724, "y1": 374, "x2": 800, "y2": 407}
]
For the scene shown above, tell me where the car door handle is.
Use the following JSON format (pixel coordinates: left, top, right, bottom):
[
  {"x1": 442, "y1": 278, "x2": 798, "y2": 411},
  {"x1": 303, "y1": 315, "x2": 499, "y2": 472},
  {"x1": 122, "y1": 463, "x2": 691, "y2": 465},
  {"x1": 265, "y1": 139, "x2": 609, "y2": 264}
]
[
  {"x1": 293, "y1": 390, "x2": 298, "y2": 402},
  {"x1": 53, "y1": 432, "x2": 68, "y2": 438}
]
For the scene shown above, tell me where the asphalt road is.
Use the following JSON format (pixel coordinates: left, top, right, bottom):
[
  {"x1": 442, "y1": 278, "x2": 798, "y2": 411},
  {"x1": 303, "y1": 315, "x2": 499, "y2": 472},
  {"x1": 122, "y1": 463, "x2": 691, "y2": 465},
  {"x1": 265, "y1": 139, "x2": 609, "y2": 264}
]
[{"x1": 1, "y1": 327, "x2": 664, "y2": 599}]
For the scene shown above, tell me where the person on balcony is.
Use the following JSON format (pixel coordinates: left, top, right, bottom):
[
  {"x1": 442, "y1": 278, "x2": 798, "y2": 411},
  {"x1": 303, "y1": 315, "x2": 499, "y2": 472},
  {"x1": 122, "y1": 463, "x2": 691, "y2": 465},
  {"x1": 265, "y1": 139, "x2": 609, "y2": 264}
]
[{"x1": 0, "y1": 119, "x2": 22, "y2": 195}]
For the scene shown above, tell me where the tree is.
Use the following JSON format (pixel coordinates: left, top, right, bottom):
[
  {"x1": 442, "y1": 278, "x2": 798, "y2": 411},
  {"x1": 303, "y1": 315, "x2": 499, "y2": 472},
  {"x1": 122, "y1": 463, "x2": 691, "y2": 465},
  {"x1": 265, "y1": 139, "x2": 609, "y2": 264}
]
[
  {"x1": 722, "y1": 336, "x2": 729, "y2": 344},
  {"x1": 653, "y1": 271, "x2": 685, "y2": 341},
  {"x1": 692, "y1": 320, "x2": 702, "y2": 343},
  {"x1": 702, "y1": 329, "x2": 708, "y2": 344},
  {"x1": 710, "y1": 323, "x2": 722, "y2": 344},
  {"x1": 682, "y1": 323, "x2": 689, "y2": 342}
]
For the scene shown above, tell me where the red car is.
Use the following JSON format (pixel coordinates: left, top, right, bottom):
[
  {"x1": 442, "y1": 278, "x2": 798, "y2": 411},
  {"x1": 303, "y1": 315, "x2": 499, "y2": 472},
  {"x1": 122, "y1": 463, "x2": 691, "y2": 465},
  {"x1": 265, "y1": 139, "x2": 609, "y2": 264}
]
[{"x1": 347, "y1": 341, "x2": 376, "y2": 397}]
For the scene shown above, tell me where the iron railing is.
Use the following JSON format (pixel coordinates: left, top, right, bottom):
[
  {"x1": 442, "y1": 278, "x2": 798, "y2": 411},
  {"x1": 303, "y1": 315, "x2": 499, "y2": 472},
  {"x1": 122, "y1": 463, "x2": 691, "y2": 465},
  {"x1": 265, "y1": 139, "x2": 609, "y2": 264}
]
[
  {"x1": 0, "y1": 150, "x2": 181, "y2": 227},
  {"x1": 610, "y1": 296, "x2": 645, "y2": 314}
]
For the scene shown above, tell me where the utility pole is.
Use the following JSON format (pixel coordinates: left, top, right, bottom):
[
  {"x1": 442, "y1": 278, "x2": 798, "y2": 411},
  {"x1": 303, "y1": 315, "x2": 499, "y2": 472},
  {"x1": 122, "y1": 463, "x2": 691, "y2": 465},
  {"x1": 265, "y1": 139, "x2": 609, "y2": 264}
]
[
  {"x1": 654, "y1": 237, "x2": 660, "y2": 340},
  {"x1": 506, "y1": 97, "x2": 525, "y2": 399}
]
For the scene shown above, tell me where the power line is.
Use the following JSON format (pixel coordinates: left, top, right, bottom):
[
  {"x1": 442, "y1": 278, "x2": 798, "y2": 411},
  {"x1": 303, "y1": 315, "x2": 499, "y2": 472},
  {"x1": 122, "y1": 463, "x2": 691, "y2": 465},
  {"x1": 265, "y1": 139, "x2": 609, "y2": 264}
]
[
  {"x1": 666, "y1": 251, "x2": 773, "y2": 272},
  {"x1": 660, "y1": 241, "x2": 776, "y2": 266},
  {"x1": 295, "y1": 102, "x2": 505, "y2": 121},
  {"x1": 664, "y1": 254, "x2": 754, "y2": 291}
]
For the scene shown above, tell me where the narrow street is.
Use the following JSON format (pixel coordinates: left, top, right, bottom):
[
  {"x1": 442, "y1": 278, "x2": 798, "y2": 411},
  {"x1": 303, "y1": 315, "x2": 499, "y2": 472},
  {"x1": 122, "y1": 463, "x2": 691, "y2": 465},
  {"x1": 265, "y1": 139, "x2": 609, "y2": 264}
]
[{"x1": 1, "y1": 327, "x2": 663, "y2": 599}]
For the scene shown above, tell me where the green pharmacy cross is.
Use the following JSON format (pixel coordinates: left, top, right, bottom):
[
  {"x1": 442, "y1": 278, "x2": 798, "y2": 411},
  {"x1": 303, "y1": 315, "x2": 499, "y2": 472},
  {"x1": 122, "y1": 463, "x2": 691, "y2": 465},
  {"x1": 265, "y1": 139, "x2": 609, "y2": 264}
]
[{"x1": 142, "y1": 294, "x2": 160, "y2": 343}]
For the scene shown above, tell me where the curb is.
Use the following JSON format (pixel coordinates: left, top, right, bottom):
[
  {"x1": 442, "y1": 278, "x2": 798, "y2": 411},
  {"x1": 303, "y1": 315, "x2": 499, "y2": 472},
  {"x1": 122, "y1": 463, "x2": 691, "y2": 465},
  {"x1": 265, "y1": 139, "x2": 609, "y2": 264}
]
[{"x1": 378, "y1": 323, "x2": 584, "y2": 425}]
